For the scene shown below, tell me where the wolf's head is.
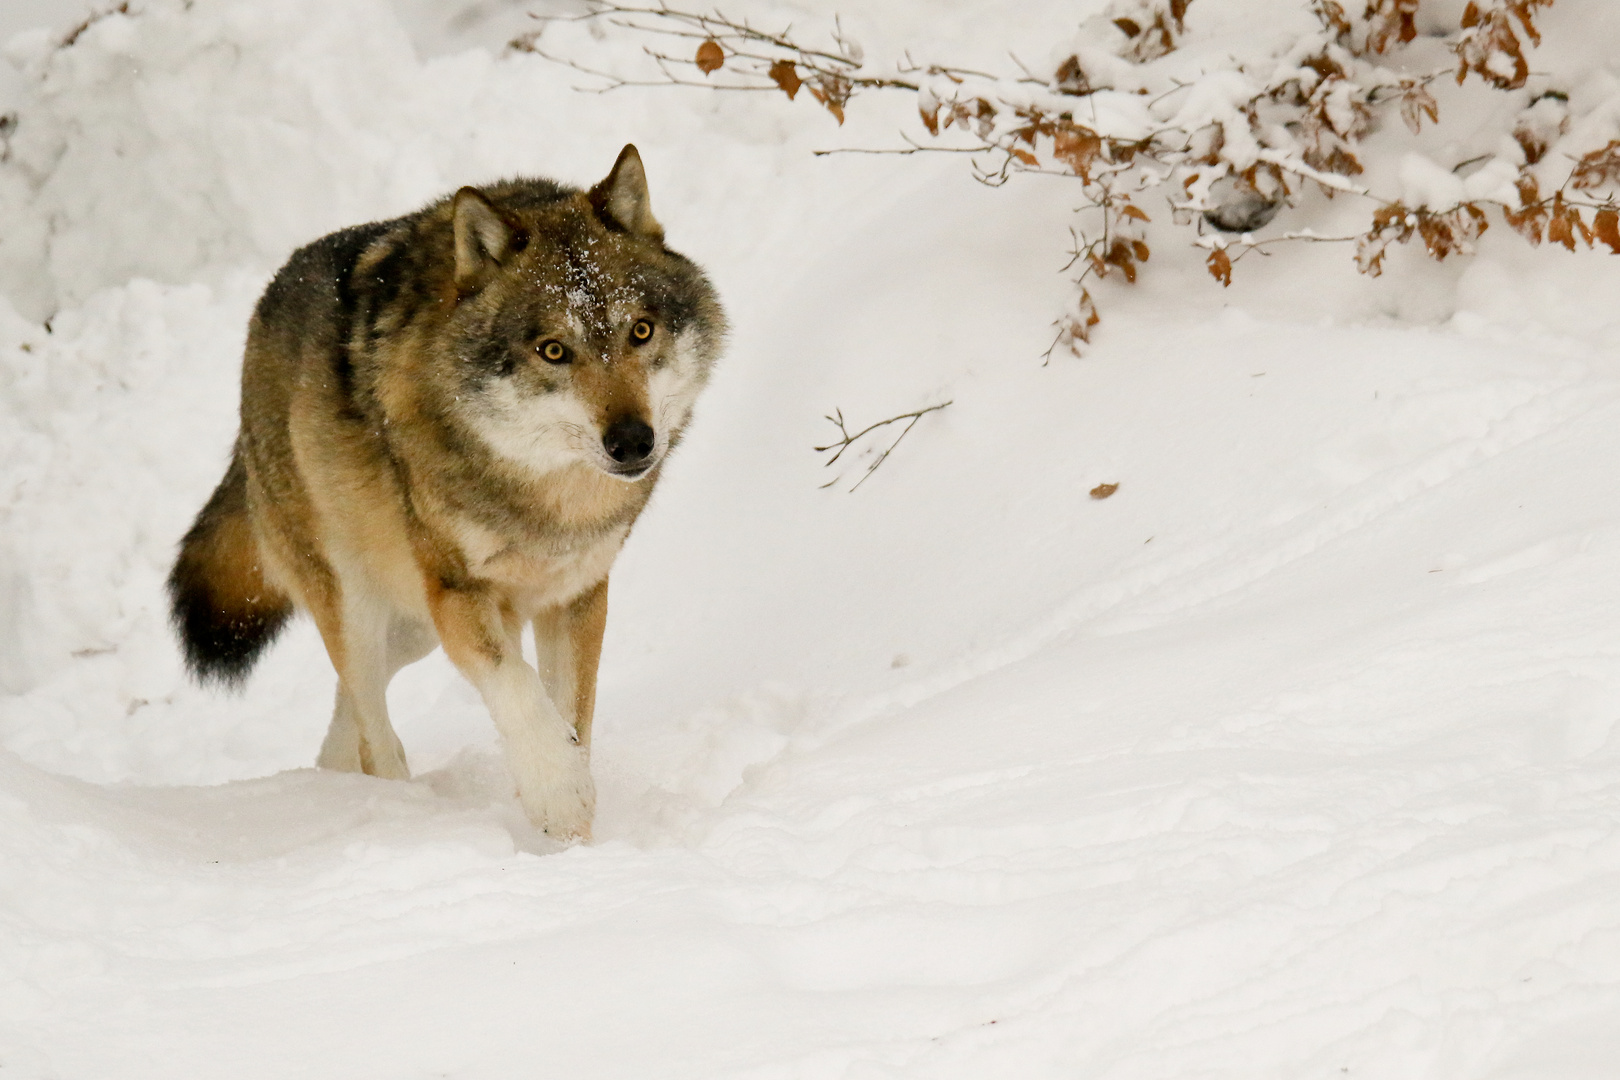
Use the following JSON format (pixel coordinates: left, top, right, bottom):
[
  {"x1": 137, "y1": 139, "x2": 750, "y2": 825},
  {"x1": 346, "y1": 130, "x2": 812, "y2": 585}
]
[{"x1": 434, "y1": 146, "x2": 726, "y2": 482}]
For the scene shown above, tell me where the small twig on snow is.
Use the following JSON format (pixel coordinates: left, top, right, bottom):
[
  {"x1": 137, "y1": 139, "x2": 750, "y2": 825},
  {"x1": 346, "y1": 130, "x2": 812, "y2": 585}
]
[{"x1": 815, "y1": 400, "x2": 953, "y2": 490}]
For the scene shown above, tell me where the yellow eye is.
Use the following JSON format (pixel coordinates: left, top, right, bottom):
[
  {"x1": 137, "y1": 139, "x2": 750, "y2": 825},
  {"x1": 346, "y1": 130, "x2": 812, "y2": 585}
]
[
  {"x1": 630, "y1": 319, "x2": 654, "y2": 344},
  {"x1": 539, "y1": 339, "x2": 568, "y2": 364}
]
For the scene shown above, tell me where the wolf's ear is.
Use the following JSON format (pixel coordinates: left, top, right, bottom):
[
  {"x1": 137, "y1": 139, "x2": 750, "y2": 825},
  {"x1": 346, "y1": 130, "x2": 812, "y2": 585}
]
[
  {"x1": 589, "y1": 144, "x2": 664, "y2": 241},
  {"x1": 453, "y1": 188, "x2": 523, "y2": 290}
]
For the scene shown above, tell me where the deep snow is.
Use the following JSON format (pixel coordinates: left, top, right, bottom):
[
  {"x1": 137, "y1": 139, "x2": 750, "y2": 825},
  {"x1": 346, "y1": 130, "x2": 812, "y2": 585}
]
[{"x1": 3, "y1": 0, "x2": 1620, "y2": 1077}]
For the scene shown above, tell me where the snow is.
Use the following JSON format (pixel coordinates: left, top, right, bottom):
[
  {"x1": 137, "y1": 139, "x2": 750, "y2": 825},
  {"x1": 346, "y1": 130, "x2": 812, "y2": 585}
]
[
  {"x1": 1398, "y1": 152, "x2": 1466, "y2": 210},
  {"x1": 4, "y1": 0, "x2": 1620, "y2": 1076},
  {"x1": 1167, "y1": 70, "x2": 1266, "y2": 168},
  {"x1": 0, "y1": 0, "x2": 93, "y2": 48}
]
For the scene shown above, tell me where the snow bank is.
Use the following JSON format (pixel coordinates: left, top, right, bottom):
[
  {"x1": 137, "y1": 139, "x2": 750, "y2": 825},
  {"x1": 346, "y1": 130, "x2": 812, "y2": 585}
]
[{"x1": 0, "y1": 0, "x2": 762, "y2": 321}]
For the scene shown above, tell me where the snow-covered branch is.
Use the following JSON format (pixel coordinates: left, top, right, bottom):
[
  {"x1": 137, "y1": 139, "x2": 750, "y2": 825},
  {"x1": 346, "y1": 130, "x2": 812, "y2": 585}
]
[{"x1": 522, "y1": 0, "x2": 1620, "y2": 353}]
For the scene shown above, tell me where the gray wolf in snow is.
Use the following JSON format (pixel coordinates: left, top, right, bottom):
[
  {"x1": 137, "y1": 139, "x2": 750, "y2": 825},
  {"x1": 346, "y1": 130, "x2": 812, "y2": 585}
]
[{"x1": 167, "y1": 145, "x2": 726, "y2": 840}]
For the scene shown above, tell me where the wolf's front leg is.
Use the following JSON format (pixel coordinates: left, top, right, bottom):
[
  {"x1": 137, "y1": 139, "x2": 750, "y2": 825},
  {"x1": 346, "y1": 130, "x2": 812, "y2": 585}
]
[
  {"x1": 532, "y1": 577, "x2": 609, "y2": 751},
  {"x1": 429, "y1": 584, "x2": 595, "y2": 840},
  {"x1": 479, "y1": 661, "x2": 596, "y2": 839}
]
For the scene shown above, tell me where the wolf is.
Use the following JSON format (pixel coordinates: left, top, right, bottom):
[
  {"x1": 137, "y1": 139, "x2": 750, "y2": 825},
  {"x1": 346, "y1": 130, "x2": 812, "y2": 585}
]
[{"x1": 167, "y1": 145, "x2": 725, "y2": 840}]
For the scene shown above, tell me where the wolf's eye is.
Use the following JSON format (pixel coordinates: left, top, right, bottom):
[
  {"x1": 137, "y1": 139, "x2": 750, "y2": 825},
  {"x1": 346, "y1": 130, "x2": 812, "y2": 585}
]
[
  {"x1": 629, "y1": 319, "x2": 654, "y2": 344},
  {"x1": 539, "y1": 339, "x2": 569, "y2": 364}
]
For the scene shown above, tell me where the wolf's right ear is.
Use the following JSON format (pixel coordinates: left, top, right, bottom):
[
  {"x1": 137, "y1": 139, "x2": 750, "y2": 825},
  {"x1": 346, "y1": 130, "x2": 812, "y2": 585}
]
[{"x1": 453, "y1": 188, "x2": 523, "y2": 291}]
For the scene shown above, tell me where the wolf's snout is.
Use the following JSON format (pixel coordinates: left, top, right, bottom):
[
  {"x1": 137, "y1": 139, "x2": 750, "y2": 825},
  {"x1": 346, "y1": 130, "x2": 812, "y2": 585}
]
[{"x1": 602, "y1": 416, "x2": 655, "y2": 467}]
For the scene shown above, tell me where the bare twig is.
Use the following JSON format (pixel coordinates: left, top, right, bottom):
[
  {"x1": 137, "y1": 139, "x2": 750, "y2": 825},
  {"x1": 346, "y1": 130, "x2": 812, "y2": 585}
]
[
  {"x1": 527, "y1": 3, "x2": 862, "y2": 68},
  {"x1": 815, "y1": 401, "x2": 953, "y2": 491},
  {"x1": 514, "y1": 0, "x2": 920, "y2": 110},
  {"x1": 60, "y1": 0, "x2": 130, "y2": 48},
  {"x1": 812, "y1": 141, "x2": 982, "y2": 157}
]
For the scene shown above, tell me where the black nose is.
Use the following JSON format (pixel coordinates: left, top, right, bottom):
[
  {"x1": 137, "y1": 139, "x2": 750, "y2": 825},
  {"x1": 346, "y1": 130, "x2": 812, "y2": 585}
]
[{"x1": 602, "y1": 416, "x2": 655, "y2": 465}]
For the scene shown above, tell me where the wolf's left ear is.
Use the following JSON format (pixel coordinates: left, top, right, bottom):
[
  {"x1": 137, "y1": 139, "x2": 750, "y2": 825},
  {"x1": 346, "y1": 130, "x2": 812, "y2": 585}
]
[
  {"x1": 453, "y1": 188, "x2": 523, "y2": 291},
  {"x1": 589, "y1": 144, "x2": 664, "y2": 241}
]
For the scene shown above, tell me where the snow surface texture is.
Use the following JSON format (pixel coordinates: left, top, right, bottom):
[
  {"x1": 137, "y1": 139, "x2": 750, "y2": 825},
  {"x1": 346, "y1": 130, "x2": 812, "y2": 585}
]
[{"x1": 4, "y1": 0, "x2": 1620, "y2": 1076}]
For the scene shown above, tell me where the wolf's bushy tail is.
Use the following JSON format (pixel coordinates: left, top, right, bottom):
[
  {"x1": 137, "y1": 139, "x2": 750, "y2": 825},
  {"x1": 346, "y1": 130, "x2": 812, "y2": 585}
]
[{"x1": 167, "y1": 453, "x2": 293, "y2": 687}]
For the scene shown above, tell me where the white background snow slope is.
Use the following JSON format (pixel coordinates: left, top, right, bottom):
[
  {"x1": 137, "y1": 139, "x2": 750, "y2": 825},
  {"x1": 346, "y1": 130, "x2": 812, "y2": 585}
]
[{"x1": 3, "y1": 0, "x2": 1620, "y2": 1077}]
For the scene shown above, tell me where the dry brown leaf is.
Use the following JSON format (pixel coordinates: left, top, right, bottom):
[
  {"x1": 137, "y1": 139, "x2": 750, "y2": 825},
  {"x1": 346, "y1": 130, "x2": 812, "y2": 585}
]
[
  {"x1": 1102, "y1": 239, "x2": 1139, "y2": 283},
  {"x1": 1054, "y1": 55, "x2": 1090, "y2": 95},
  {"x1": 1503, "y1": 175, "x2": 1546, "y2": 244},
  {"x1": 1356, "y1": 204, "x2": 1412, "y2": 276},
  {"x1": 1313, "y1": 0, "x2": 1352, "y2": 36},
  {"x1": 1090, "y1": 482, "x2": 1120, "y2": 500},
  {"x1": 1508, "y1": 0, "x2": 1550, "y2": 44},
  {"x1": 1400, "y1": 83, "x2": 1439, "y2": 134},
  {"x1": 808, "y1": 81, "x2": 849, "y2": 125},
  {"x1": 1514, "y1": 125, "x2": 1549, "y2": 166},
  {"x1": 1455, "y1": 3, "x2": 1537, "y2": 90},
  {"x1": 1571, "y1": 141, "x2": 1620, "y2": 191},
  {"x1": 1547, "y1": 199, "x2": 1577, "y2": 250},
  {"x1": 1594, "y1": 208, "x2": 1620, "y2": 253},
  {"x1": 1063, "y1": 289, "x2": 1102, "y2": 351},
  {"x1": 1053, "y1": 125, "x2": 1102, "y2": 181},
  {"x1": 1075, "y1": 290, "x2": 1101, "y2": 340},
  {"x1": 1365, "y1": 0, "x2": 1419, "y2": 53},
  {"x1": 1302, "y1": 134, "x2": 1364, "y2": 179},
  {"x1": 1207, "y1": 248, "x2": 1233, "y2": 287},
  {"x1": 695, "y1": 39, "x2": 724, "y2": 75},
  {"x1": 768, "y1": 59, "x2": 801, "y2": 100},
  {"x1": 1504, "y1": 204, "x2": 1546, "y2": 244},
  {"x1": 1546, "y1": 214, "x2": 1573, "y2": 250}
]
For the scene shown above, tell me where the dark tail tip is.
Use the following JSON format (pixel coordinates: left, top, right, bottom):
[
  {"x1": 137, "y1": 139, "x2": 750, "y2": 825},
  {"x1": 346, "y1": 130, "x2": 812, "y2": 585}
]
[
  {"x1": 167, "y1": 564, "x2": 292, "y2": 688},
  {"x1": 167, "y1": 456, "x2": 293, "y2": 689}
]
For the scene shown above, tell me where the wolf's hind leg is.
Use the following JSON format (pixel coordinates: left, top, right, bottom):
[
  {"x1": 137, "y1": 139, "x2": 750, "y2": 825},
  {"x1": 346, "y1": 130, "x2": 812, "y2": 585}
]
[
  {"x1": 316, "y1": 691, "x2": 364, "y2": 773},
  {"x1": 310, "y1": 593, "x2": 422, "y2": 780},
  {"x1": 316, "y1": 618, "x2": 435, "y2": 773},
  {"x1": 316, "y1": 616, "x2": 437, "y2": 775}
]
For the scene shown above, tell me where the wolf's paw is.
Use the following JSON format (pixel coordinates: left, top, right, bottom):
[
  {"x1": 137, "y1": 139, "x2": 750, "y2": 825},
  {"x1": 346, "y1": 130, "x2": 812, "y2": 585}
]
[
  {"x1": 517, "y1": 744, "x2": 596, "y2": 842},
  {"x1": 361, "y1": 733, "x2": 411, "y2": 781},
  {"x1": 316, "y1": 719, "x2": 362, "y2": 773},
  {"x1": 316, "y1": 741, "x2": 362, "y2": 773}
]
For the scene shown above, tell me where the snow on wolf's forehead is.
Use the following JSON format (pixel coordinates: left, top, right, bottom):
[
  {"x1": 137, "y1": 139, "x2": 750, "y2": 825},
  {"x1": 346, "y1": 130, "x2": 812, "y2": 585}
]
[{"x1": 521, "y1": 242, "x2": 646, "y2": 340}]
